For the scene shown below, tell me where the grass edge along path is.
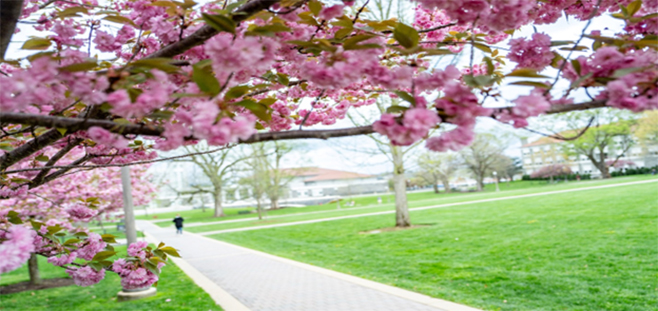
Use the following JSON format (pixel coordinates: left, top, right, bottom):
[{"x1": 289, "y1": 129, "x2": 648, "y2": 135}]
[{"x1": 197, "y1": 178, "x2": 658, "y2": 236}]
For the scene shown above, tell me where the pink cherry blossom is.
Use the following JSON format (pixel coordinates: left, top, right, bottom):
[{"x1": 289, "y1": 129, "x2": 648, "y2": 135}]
[{"x1": 67, "y1": 266, "x2": 106, "y2": 287}]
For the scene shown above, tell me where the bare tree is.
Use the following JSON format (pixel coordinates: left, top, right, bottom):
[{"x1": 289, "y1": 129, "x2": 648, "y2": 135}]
[
  {"x1": 460, "y1": 133, "x2": 507, "y2": 191},
  {"x1": 347, "y1": 97, "x2": 428, "y2": 227},
  {"x1": 416, "y1": 152, "x2": 460, "y2": 193},
  {"x1": 171, "y1": 144, "x2": 249, "y2": 217}
]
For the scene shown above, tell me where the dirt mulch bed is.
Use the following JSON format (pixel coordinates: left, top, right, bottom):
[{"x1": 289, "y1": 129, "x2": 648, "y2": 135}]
[
  {"x1": 0, "y1": 278, "x2": 74, "y2": 295},
  {"x1": 359, "y1": 224, "x2": 434, "y2": 234}
]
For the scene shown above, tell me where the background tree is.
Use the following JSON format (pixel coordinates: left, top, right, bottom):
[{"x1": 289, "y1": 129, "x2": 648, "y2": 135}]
[
  {"x1": 530, "y1": 164, "x2": 573, "y2": 182},
  {"x1": 561, "y1": 110, "x2": 636, "y2": 178},
  {"x1": 635, "y1": 110, "x2": 658, "y2": 148},
  {"x1": 170, "y1": 144, "x2": 249, "y2": 217},
  {"x1": 416, "y1": 152, "x2": 460, "y2": 193},
  {"x1": 460, "y1": 134, "x2": 507, "y2": 191},
  {"x1": 260, "y1": 142, "x2": 294, "y2": 210}
]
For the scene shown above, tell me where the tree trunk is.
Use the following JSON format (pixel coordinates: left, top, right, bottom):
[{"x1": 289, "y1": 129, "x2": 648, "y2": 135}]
[
  {"x1": 391, "y1": 146, "x2": 410, "y2": 227},
  {"x1": 441, "y1": 178, "x2": 451, "y2": 193},
  {"x1": 256, "y1": 198, "x2": 265, "y2": 220},
  {"x1": 270, "y1": 196, "x2": 279, "y2": 210},
  {"x1": 28, "y1": 253, "x2": 40, "y2": 285},
  {"x1": 599, "y1": 164, "x2": 611, "y2": 179},
  {"x1": 476, "y1": 175, "x2": 484, "y2": 191},
  {"x1": 213, "y1": 187, "x2": 225, "y2": 217},
  {"x1": 432, "y1": 183, "x2": 439, "y2": 194}
]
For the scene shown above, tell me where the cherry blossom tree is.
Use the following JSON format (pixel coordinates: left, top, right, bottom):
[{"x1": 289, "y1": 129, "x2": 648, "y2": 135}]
[
  {"x1": 1, "y1": 0, "x2": 657, "y2": 287},
  {"x1": 530, "y1": 164, "x2": 573, "y2": 182}
]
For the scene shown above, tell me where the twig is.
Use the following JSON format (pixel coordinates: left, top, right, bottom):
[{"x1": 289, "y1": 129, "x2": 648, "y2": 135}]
[
  {"x1": 299, "y1": 89, "x2": 325, "y2": 129},
  {"x1": 353, "y1": 0, "x2": 370, "y2": 23},
  {"x1": 545, "y1": 0, "x2": 603, "y2": 95}
]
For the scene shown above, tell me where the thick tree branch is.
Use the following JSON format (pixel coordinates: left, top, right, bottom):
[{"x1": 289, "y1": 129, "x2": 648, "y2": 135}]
[
  {"x1": 1, "y1": 0, "x2": 25, "y2": 59},
  {"x1": 0, "y1": 113, "x2": 163, "y2": 136}
]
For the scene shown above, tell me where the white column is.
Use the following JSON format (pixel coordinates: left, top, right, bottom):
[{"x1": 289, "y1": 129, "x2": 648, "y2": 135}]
[{"x1": 121, "y1": 167, "x2": 137, "y2": 245}]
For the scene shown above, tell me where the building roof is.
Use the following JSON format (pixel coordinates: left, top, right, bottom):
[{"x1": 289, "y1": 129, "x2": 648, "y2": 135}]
[
  {"x1": 521, "y1": 128, "x2": 584, "y2": 148},
  {"x1": 281, "y1": 167, "x2": 373, "y2": 182}
]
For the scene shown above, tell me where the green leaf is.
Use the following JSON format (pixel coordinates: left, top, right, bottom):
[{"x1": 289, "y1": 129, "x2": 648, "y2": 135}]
[
  {"x1": 343, "y1": 34, "x2": 374, "y2": 48},
  {"x1": 386, "y1": 105, "x2": 409, "y2": 114},
  {"x1": 63, "y1": 238, "x2": 80, "y2": 245},
  {"x1": 22, "y1": 38, "x2": 52, "y2": 50},
  {"x1": 393, "y1": 23, "x2": 419, "y2": 49},
  {"x1": 234, "y1": 99, "x2": 271, "y2": 121},
  {"x1": 276, "y1": 73, "x2": 289, "y2": 86},
  {"x1": 73, "y1": 231, "x2": 88, "y2": 237},
  {"x1": 550, "y1": 40, "x2": 575, "y2": 47},
  {"x1": 57, "y1": 6, "x2": 88, "y2": 18},
  {"x1": 59, "y1": 61, "x2": 98, "y2": 72},
  {"x1": 202, "y1": 13, "x2": 236, "y2": 34},
  {"x1": 505, "y1": 68, "x2": 551, "y2": 78},
  {"x1": 130, "y1": 58, "x2": 180, "y2": 73},
  {"x1": 472, "y1": 43, "x2": 491, "y2": 53},
  {"x1": 47, "y1": 225, "x2": 63, "y2": 235},
  {"x1": 246, "y1": 23, "x2": 291, "y2": 37},
  {"x1": 92, "y1": 250, "x2": 117, "y2": 261},
  {"x1": 393, "y1": 91, "x2": 416, "y2": 106},
  {"x1": 192, "y1": 62, "x2": 220, "y2": 96},
  {"x1": 308, "y1": 0, "x2": 322, "y2": 16},
  {"x1": 224, "y1": 85, "x2": 252, "y2": 101},
  {"x1": 571, "y1": 59, "x2": 582, "y2": 75},
  {"x1": 7, "y1": 211, "x2": 23, "y2": 225},
  {"x1": 103, "y1": 15, "x2": 136, "y2": 26},
  {"x1": 627, "y1": 0, "x2": 642, "y2": 16},
  {"x1": 334, "y1": 27, "x2": 353, "y2": 39},
  {"x1": 56, "y1": 128, "x2": 68, "y2": 136},
  {"x1": 483, "y1": 57, "x2": 495, "y2": 75},
  {"x1": 509, "y1": 81, "x2": 551, "y2": 88},
  {"x1": 35, "y1": 155, "x2": 49, "y2": 162},
  {"x1": 101, "y1": 234, "x2": 118, "y2": 244},
  {"x1": 422, "y1": 49, "x2": 454, "y2": 56},
  {"x1": 612, "y1": 66, "x2": 647, "y2": 78},
  {"x1": 569, "y1": 72, "x2": 593, "y2": 89},
  {"x1": 88, "y1": 262, "x2": 103, "y2": 272},
  {"x1": 144, "y1": 261, "x2": 160, "y2": 276}
]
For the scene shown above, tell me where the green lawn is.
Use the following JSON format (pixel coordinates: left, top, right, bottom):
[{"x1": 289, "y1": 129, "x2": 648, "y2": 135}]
[
  {"x1": 210, "y1": 180, "x2": 658, "y2": 311},
  {"x1": 180, "y1": 176, "x2": 657, "y2": 233},
  {"x1": 0, "y1": 246, "x2": 220, "y2": 311}
]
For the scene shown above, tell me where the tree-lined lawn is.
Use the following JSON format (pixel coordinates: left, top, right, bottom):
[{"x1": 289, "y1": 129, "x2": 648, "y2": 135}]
[
  {"x1": 0, "y1": 246, "x2": 220, "y2": 311},
  {"x1": 209, "y1": 180, "x2": 658, "y2": 311}
]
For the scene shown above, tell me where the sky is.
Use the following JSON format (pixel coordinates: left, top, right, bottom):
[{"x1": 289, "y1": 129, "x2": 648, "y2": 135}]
[{"x1": 5, "y1": 1, "x2": 627, "y2": 176}]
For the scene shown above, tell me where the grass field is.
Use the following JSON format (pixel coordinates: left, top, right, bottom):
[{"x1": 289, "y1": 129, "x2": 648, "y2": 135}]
[
  {"x1": 0, "y1": 246, "x2": 219, "y2": 311},
  {"x1": 209, "y1": 179, "x2": 658, "y2": 311},
  {"x1": 160, "y1": 176, "x2": 656, "y2": 234}
]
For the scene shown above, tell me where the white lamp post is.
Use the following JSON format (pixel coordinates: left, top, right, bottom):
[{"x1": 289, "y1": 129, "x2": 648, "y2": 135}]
[{"x1": 493, "y1": 171, "x2": 500, "y2": 192}]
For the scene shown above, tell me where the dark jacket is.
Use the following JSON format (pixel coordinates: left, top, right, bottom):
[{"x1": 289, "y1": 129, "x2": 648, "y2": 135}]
[{"x1": 173, "y1": 216, "x2": 184, "y2": 228}]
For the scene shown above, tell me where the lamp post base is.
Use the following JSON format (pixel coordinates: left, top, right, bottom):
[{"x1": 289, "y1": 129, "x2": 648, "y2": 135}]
[{"x1": 117, "y1": 287, "x2": 157, "y2": 302}]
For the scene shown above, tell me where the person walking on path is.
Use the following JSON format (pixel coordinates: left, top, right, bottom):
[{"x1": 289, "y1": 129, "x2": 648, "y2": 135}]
[{"x1": 173, "y1": 214, "x2": 184, "y2": 234}]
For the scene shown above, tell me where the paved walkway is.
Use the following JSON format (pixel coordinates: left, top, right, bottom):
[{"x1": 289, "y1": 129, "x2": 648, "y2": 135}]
[
  {"x1": 197, "y1": 178, "x2": 658, "y2": 236},
  {"x1": 138, "y1": 220, "x2": 481, "y2": 311}
]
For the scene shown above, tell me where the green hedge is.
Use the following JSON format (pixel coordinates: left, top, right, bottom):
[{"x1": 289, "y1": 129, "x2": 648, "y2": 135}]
[
  {"x1": 611, "y1": 165, "x2": 658, "y2": 177},
  {"x1": 522, "y1": 173, "x2": 591, "y2": 181}
]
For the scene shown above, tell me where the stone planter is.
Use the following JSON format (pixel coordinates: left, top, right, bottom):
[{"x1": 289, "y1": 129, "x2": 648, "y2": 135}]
[{"x1": 117, "y1": 286, "x2": 157, "y2": 302}]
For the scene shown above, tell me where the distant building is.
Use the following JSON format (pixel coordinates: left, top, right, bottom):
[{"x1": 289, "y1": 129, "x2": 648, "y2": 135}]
[
  {"x1": 520, "y1": 136, "x2": 658, "y2": 177},
  {"x1": 283, "y1": 167, "x2": 389, "y2": 198}
]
